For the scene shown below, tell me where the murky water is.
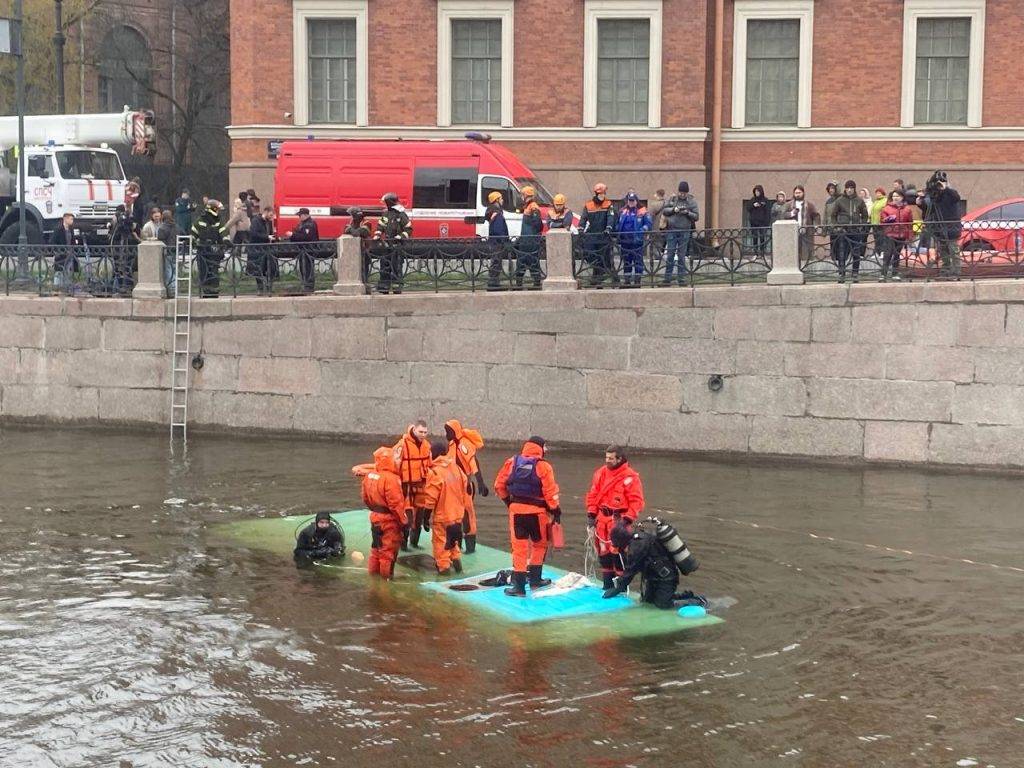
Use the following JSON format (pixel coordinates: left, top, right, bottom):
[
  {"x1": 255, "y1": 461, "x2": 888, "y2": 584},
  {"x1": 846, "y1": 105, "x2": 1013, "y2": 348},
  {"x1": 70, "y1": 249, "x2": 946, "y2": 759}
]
[{"x1": 0, "y1": 425, "x2": 1021, "y2": 767}]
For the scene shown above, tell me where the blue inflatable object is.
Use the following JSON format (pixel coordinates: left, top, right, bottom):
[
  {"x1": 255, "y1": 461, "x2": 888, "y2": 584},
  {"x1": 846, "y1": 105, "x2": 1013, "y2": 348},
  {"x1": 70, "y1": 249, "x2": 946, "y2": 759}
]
[{"x1": 678, "y1": 604, "x2": 707, "y2": 618}]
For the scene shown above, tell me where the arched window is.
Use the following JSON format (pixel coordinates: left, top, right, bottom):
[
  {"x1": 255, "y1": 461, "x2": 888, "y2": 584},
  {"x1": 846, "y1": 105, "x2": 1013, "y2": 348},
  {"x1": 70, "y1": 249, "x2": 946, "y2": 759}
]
[{"x1": 98, "y1": 26, "x2": 151, "y2": 111}]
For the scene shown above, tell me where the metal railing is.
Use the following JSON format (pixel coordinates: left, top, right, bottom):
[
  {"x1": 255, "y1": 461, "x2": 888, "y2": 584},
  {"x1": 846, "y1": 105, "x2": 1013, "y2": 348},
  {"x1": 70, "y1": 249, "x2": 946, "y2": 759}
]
[
  {"x1": 799, "y1": 220, "x2": 1024, "y2": 281},
  {"x1": 572, "y1": 228, "x2": 772, "y2": 288},
  {"x1": 0, "y1": 244, "x2": 139, "y2": 296},
  {"x1": 187, "y1": 241, "x2": 338, "y2": 297},
  {"x1": 364, "y1": 237, "x2": 547, "y2": 293}
]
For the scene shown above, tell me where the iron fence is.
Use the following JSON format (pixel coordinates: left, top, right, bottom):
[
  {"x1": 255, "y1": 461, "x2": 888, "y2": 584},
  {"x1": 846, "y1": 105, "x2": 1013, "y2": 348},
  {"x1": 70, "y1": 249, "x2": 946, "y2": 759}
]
[
  {"x1": 364, "y1": 237, "x2": 547, "y2": 293},
  {"x1": 798, "y1": 220, "x2": 1024, "y2": 281},
  {"x1": 0, "y1": 244, "x2": 139, "y2": 297},
  {"x1": 572, "y1": 228, "x2": 772, "y2": 288},
  {"x1": 187, "y1": 241, "x2": 338, "y2": 297}
]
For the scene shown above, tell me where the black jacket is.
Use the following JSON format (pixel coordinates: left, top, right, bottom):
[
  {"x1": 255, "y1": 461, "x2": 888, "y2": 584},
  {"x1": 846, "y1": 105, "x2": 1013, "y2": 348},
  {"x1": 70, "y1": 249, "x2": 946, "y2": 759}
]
[
  {"x1": 294, "y1": 522, "x2": 344, "y2": 560},
  {"x1": 747, "y1": 195, "x2": 772, "y2": 228},
  {"x1": 376, "y1": 207, "x2": 412, "y2": 240},
  {"x1": 249, "y1": 215, "x2": 271, "y2": 244},
  {"x1": 618, "y1": 530, "x2": 678, "y2": 588},
  {"x1": 291, "y1": 218, "x2": 319, "y2": 243},
  {"x1": 49, "y1": 222, "x2": 79, "y2": 246},
  {"x1": 919, "y1": 186, "x2": 963, "y2": 237}
]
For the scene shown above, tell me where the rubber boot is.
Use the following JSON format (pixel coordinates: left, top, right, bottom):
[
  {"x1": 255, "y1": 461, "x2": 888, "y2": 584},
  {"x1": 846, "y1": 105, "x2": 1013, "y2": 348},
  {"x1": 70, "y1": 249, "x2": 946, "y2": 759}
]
[
  {"x1": 408, "y1": 523, "x2": 422, "y2": 550},
  {"x1": 400, "y1": 528, "x2": 409, "y2": 552},
  {"x1": 504, "y1": 571, "x2": 527, "y2": 597},
  {"x1": 527, "y1": 564, "x2": 551, "y2": 590},
  {"x1": 452, "y1": 558, "x2": 463, "y2": 574},
  {"x1": 602, "y1": 573, "x2": 616, "y2": 590},
  {"x1": 464, "y1": 534, "x2": 477, "y2": 554}
]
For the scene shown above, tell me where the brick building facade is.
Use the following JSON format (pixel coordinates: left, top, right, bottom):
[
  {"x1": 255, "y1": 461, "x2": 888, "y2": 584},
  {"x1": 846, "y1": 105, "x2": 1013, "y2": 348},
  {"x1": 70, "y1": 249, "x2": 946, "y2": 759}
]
[{"x1": 229, "y1": 0, "x2": 1024, "y2": 228}]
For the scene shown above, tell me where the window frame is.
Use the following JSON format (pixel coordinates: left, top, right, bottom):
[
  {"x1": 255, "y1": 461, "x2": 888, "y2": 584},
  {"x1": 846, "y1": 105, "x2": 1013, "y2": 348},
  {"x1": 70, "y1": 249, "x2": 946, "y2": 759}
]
[
  {"x1": 595, "y1": 18, "x2": 653, "y2": 127},
  {"x1": 437, "y1": 0, "x2": 514, "y2": 128},
  {"x1": 901, "y1": 0, "x2": 985, "y2": 128},
  {"x1": 583, "y1": 0, "x2": 663, "y2": 129},
  {"x1": 743, "y1": 19, "x2": 800, "y2": 127},
  {"x1": 731, "y1": 0, "x2": 813, "y2": 130},
  {"x1": 292, "y1": 0, "x2": 368, "y2": 127}
]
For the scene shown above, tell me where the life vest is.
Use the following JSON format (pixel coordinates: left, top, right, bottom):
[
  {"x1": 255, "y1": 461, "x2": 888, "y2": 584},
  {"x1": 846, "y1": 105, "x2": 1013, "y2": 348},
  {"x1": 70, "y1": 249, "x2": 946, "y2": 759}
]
[
  {"x1": 395, "y1": 428, "x2": 431, "y2": 485},
  {"x1": 506, "y1": 454, "x2": 544, "y2": 505}
]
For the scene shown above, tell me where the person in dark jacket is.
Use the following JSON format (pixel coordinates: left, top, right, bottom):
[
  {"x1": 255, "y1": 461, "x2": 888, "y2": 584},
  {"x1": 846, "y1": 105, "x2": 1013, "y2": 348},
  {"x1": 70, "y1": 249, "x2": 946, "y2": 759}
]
[
  {"x1": 344, "y1": 208, "x2": 373, "y2": 285},
  {"x1": 50, "y1": 212, "x2": 81, "y2": 291},
  {"x1": 545, "y1": 193, "x2": 574, "y2": 230},
  {"x1": 109, "y1": 204, "x2": 140, "y2": 296},
  {"x1": 191, "y1": 200, "x2": 230, "y2": 298},
  {"x1": 578, "y1": 182, "x2": 618, "y2": 287},
  {"x1": 833, "y1": 179, "x2": 870, "y2": 282},
  {"x1": 294, "y1": 511, "x2": 345, "y2": 562},
  {"x1": 156, "y1": 210, "x2": 180, "y2": 293},
  {"x1": 290, "y1": 207, "x2": 320, "y2": 293},
  {"x1": 514, "y1": 185, "x2": 544, "y2": 289},
  {"x1": 747, "y1": 185, "x2": 772, "y2": 258},
  {"x1": 174, "y1": 189, "x2": 197, "y2": 233},
  {"x1": 373, "y1": 192, "x2": 412, "y2": 294},
  {"x1": 917, "y1": 170, "x2": 962, "y2": 277},
  {"x1": 614, "y1": 191, "x2": 652, "y2": 286},
  {"x1": 485, "y1": 190, "x2": 510, "y2": 289},
  {"x1": 601, "y1": 520, "x2": 702, "y2": 610},
  {"x1": 248, "y1": 206, "x2": 278, "y2": 294},
  {"x1": 661, "y1": 181, "x2": 699, "y2": 286}
]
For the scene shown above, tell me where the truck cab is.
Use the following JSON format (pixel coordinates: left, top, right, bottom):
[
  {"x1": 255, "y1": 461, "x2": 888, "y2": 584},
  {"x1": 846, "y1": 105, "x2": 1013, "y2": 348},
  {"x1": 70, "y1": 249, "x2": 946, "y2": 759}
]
[{"x1": 0, "y1": 144, "x2": 127, "y2": 244}]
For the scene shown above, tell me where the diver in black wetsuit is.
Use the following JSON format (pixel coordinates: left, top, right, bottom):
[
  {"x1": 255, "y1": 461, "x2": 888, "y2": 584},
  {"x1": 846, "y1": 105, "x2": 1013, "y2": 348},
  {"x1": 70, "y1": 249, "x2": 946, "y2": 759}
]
[
  {"x1": 294, "y1": 511, "x2": 345, "y2": 561},
  {"x1": 601, "y1": 519, "x2": 702, "y2": 610}
]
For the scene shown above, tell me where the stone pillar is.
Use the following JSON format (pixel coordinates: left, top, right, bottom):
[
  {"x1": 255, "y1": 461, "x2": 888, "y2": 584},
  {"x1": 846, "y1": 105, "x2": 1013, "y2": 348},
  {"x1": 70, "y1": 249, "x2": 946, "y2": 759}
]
[
  {"x1": 333, "y1": 235, "x2": 365, "y2": 295},
  {"x1": 543, "y1": 229, "x2": 578, "y2": 292},
  {"x1": 767, "y1": 219, "x2": 804, "y2": 285},
  {"x1": 132, "y1": 240, "x2": 167, "y2": 299}
]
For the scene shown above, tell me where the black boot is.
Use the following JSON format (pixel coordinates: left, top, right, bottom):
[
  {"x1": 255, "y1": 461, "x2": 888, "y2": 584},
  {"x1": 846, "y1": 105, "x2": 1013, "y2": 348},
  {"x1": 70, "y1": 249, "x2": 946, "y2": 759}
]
[
  {"x1": 602, "y1": 573, "x2": 616, "y2": 590},
  {"x1": 504, "y1": 571, "x2": 527, "y2": 597},
  {"x1": 400, "y1": 529, "x2": 409, "y2": 552},
  {"x1": 464, "y1": 534, "x2": 476, "y2": 554},
  {"x1": 408, "y1": 523, "x2": 422, "y2": 550},
  {"x1": 527, "y1": 564, "x2": 551, "y2": 590},
  {"x1": 452, "y1": 557, "x2": 463, "y2": 574}
]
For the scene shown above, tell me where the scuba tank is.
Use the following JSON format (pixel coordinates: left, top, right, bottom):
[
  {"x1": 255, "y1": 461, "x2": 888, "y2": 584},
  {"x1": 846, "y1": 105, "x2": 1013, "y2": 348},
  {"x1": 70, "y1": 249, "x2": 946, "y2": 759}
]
[{"x1": 647, "y1": 516, "x2": 699, "y2": 575}]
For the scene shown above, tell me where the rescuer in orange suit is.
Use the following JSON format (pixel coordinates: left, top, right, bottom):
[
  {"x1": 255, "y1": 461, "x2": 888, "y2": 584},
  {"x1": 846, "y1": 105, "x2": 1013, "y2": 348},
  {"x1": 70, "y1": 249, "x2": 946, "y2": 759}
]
[
  {"x1": 494, "y1": 436, "x2": 562, "y2": 597},
  {"x1": 362, "y1": 446, "x2": 409, "y2": 580},
  {"x1": 420, "y1": 440, "x2": 471, "y2": 575},
  {"x1": 444, "y1": 418, "x2": 488, "y2": 554},
  {"x1": 585, "y1": 444, "x2": 645, "y2": 590},
  {"x1": 395, "y1": 420, "x2": 432, "y2": 550}
]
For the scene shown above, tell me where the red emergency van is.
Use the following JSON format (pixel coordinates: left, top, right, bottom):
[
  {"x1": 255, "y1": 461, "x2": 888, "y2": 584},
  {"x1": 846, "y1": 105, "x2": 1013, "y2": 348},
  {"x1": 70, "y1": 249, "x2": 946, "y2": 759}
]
[{"x1": 273, "y1": 133, "x2": 557, "y2": 239}]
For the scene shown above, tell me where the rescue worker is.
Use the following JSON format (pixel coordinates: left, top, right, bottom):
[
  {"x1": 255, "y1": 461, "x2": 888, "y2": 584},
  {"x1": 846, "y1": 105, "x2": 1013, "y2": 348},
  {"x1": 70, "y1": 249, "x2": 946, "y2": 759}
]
[
  {"x1": 444, "y1": 419, "x2": 489, "y2": 554},
  {"x1": 362, "y1": 446, "x2": 408, "y2": 580},
  {"x1": 191, "y1": 199, "x2": 230, "y2": 298},
  {"x1": 420, "y1": 440, "x2": 470, "y2": 575},
  {"x1": 545, "y1": 193, "x2": 574, "y2": 230},
  {"x1": 514, "y1": 186, "x2": 544, "y2": 289},
  {"x1": 578, "y1": 183, "x2": 618, "y2": 286},
  {"x1": 344, "y1": 208, "x2": 373, "y2": 283},
  {"x1": 615, "y1": 191, "x2": 652, "y2": 287},
  {"x1": 372, "y1": 192, "x2": 411, "y2": 294},
  {"x1": 585, "y1": 445, "x2": 645, "y2": 590},
  {"x1": 602, "y1": 519, "x2": 702, "y2": 610},
  {"x1": 290, "y1": 207, "x2": 320, "y2": 293},
  {"x1": 294, "y1": 511, "x2": 345, "y2": 561},
  {"x1": 494, "y1": 436, "x2": 562, "y2": 597},
  {"x1": 485, "y1": 190, "x2": 510, "y2": 289},
  {"x1": 395, "y1": 420, "x2": 432, "y2": 550}
]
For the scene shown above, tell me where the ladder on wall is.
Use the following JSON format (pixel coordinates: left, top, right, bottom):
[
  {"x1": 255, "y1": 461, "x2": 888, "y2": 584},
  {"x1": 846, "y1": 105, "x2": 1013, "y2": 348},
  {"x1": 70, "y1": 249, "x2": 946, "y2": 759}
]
[{"x1": 170, "y1": 235, "x2": 193, "y2": 441}]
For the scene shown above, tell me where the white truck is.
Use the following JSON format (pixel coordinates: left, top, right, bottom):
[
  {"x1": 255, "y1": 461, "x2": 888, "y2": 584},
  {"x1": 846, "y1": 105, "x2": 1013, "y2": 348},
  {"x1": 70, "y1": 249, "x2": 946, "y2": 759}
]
[{"x1": 0, "y1": 109, "x2": 156, "y2": 244}]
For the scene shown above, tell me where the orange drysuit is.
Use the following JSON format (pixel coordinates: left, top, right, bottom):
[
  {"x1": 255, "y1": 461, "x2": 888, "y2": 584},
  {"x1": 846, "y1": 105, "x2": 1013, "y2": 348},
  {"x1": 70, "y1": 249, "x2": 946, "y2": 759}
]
[
  {"x1": 362, "y1": 447, "x2": 408, "y2": 579},
  {"x1": 444, "y1": 419, "x2": 486, "y2": 540},
  {"x1": 585, "y1": 461, "x2": 645, "y2": 585},
  {"x1": 494, "y1": 439, "x2": 561, "y2": 574},
  {"x1": 395, "y1": 426, "x2": 433, "y2": 544},
  {"x1": 421, "y1": 454, "x2": 470, "y2": 573}
]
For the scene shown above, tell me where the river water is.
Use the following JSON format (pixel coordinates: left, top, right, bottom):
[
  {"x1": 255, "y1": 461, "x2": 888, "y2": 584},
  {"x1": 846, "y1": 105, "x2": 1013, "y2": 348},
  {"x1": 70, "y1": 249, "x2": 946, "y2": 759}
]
[{"x1": 0, "y1": 425, "x2": 1020, "y2": 767}]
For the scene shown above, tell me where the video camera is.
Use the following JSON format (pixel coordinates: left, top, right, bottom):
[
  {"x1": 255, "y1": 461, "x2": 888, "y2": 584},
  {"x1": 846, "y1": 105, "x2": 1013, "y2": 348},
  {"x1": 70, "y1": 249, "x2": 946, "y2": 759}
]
[{"x1": 925, "y1": 169, "x2": 948, "y2": 194}]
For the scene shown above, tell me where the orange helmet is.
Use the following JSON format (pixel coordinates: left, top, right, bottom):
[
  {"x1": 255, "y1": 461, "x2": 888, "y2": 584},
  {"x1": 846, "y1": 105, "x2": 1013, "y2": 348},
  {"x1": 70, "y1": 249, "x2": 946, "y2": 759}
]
[
  {"x1": 487, "y1": 191, "x2": 503, "y2": 204},
  {"x1": 521, "y1": 185, "x2": 536, "y2": 198},
  {"x1": 553, "y1": 193, "x2": 567, "y2": 206},
  {"x1": 593, "y1": 183, "x2": 608, "y2": 195}
]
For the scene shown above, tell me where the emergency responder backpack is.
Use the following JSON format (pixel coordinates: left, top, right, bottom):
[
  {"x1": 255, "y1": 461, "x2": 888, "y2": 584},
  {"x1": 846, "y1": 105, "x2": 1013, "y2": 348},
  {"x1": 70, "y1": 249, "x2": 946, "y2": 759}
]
[{"x1": 506, "y1": 455, "x2": 543, "y2": 502}]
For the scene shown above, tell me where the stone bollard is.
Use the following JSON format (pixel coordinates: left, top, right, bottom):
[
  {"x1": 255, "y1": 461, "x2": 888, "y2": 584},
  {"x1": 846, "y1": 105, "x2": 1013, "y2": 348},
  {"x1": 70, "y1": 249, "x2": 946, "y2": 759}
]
[
  {"x1": 767, "y1": 219, "x2": 804, "y2": 285},
  {"x1": 133, "y1": 240, "x2": 167, "y2": 299},
  {"x1": 542, "y1": 229, "x2": 578, "y2": 292},
  {"x1": 333, "y1": 235, "x2": 366, "y2": 295}
]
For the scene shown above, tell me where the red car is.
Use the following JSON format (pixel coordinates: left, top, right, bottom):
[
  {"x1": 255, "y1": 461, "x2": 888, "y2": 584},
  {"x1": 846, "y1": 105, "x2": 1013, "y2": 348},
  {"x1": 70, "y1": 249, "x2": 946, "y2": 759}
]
[{"x1": 960, "y1": 197, "x2": 1024, "y2": 255}]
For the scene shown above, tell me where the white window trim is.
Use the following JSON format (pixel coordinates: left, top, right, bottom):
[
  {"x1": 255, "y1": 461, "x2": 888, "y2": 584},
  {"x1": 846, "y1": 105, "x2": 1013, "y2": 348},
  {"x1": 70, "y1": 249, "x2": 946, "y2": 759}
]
[
  {"x1": 437, "y1": 0, "x2": 514, "y2": 128},
  {"x1": 583, "y1": 0, "x2": 663, "y2": 129},
  {"x1": 292, "y1": 0, "x2": 368, "y2": 127},
  {"x1": 901, "y1": 0, "x2": 985, "y2": 128},
  {"x1": 731, "y1": 0, "x2": 813, "y2": 129}
]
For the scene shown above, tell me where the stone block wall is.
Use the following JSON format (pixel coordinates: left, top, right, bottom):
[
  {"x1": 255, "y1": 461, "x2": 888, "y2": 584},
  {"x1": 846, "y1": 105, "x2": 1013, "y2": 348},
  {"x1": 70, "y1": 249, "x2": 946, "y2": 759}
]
[{"x1": 3, "y1": 280, "x2": 1024, "y2": 469}]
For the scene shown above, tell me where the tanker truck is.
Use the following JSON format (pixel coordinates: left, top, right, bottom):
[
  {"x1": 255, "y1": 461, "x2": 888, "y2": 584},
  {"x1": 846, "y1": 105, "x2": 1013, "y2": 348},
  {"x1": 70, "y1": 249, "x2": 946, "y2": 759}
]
[{"x1": 0, "y1": 109, "x2": 155, "y2": 244}]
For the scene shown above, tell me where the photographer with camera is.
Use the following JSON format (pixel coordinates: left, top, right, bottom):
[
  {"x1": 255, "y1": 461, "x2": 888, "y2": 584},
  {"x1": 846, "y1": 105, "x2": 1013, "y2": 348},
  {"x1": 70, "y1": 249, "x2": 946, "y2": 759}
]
[{"x1": 916, "y1": 170, "x2": 962, "y2": 278}]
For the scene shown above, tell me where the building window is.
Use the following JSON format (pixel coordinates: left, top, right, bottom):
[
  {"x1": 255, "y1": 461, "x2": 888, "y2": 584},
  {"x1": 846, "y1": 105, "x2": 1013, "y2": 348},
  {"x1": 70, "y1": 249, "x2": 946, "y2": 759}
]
[
  {"x1": 914, "y1": 18, "x2": 970, "y2": 125},
  {"x1": 744, "y1": 20, "x2": 799, "y2": 126},
  {"x1": 308, "y1": 20, "x2": 357, "y2": 124},
  {"x1": 437, "y1": 1, "x2": 514, "y2": 127},
  {"x1": 292, "y1": 0, "x2": 368, "y2": 126},
  {"x1": 583, "y1": 1, "x2": 662, "y2": 129},
  {"x1": 731, "y1": 0, "x2": 813, "y2": 129},
  {"x1": 596, "y1": 19, "x2": 650, "y2": 126},
  {"x1": 98, "y1": 26, "x2": 151, "y2": 112},
  {"x1": 451, "y1": 20, "x2": 502, "y2": 125},
  {"x1": 901, "y1": 0, "x2": 985, "y2": 128}
]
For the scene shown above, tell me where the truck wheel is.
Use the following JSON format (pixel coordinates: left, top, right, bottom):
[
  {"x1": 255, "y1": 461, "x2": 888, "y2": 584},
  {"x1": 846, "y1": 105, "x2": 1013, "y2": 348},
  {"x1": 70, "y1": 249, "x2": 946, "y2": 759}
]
[{"x1": 0, "y1": 221, "x2": 43, "y2": 245}]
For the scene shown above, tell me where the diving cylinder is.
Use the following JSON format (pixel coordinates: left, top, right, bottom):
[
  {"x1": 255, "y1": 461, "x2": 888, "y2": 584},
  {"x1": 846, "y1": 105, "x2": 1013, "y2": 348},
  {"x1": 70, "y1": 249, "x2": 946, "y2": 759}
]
[{"x1": 650, "y1": 517, "x2": 699, "y2": 575}]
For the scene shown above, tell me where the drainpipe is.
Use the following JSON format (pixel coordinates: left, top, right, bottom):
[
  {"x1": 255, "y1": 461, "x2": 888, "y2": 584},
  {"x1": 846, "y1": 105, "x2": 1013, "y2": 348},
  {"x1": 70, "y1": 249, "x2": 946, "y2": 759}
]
[
  {"x1": 710, "y1": 0, "x2": 724, "y2": 230},
  {"x1": 54, "y1": 0, "x2": 66, "y2": 112}
]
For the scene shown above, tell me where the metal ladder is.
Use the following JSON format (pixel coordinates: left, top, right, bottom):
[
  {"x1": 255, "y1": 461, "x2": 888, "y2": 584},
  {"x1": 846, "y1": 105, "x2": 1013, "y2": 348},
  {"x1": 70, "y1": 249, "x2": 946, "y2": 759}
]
[{"x1": 170, "y1": 235, "x2": 193, "y2": 441}]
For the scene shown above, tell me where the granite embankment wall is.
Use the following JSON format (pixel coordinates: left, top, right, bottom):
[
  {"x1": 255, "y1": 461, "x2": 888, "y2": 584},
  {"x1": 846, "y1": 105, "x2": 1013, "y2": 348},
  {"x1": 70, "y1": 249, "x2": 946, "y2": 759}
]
[{"x1": 2, "y1": 280, "x2": 1024, "y2": 469}]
